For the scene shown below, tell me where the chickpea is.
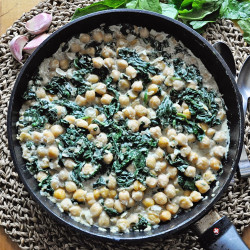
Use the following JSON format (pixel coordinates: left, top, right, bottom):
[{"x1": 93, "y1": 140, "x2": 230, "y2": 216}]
[
  {"x1": 155, "y1": 148, "x2": 165, "y2": 160},
  {"x1": 131, "y1": 80, "x2": 143, "y2": 92},
  {"x1": 86, "y1": 74, "x2": 99, "y2": 83},
  {"x1": 158, "y1": 174, "x2": 169, "y2": 188},
  {"x1": 58, "y1": 169, "x2": 69, "y2": 181},
  {"x1": 114, "y1": 200, "x2": 125, "y2": 213},
  {"x1": 158, "y1": 136, "x2": 169, "y2": 149},
  {"x1": 86, "y1": 47, "x2": 95, "y2": 57},
  {"x1": 85, "y1": 90, "x2": 96, "y2": 103},
  {"x1": 73, "y1": 189, "x2": 87, "y2": 202},
  {"x1": 65, "y1": 181, "x2": 77, "y2": 193},
  {"x1": 64, "y1": 115, "x2": 76, "y2": 124},
  {"x1": 54, "y1": 188, "x2": 66, "y2": 200},
  {"x1": 142, "y1": 198, "x2": 155, "y2": 208},
  {"x1": 217, "y1": 109, "x2": 226, "y2": 120},
  {"x1": 183, "y1": 109, "x2": 191, "y2": 119},
  {"x1": 172, "y1": 80, "x2": 185, "y2": 91},
  {"x1": 48, "y1": 146, "x2": 59, "y2": 159},
  {"x1": 107, "y1": 175, "x2": 116, "y2": 190},
  {"x1": 146, "y1": 155, "x2": 156, "y2": 169},
  {"x1": 118, "y1": 79, "x2": 130, "y2": 90},
  {"x1": 206, "y1": 128, "x2": 216, "y2": 138},
  {"x1": 93, "y1": 189, "x2": 100, "y2": 200},
  {"x1": 122, "y1": 107, "x2": 136, "y2": 119},
  {"x1": 134, "y1": 105, "x2": 147, "y2": 118},
  {"x1": 153, "y1": 192, "x2": 168, "y2": 205},
  {"x1": 50, "y1": 179, "x2": 60, "y2": 190},
  {"x1": 175, "y1": 133, "x2": 188, "y2": 146},
  {"x1": 148, "y1": 84, "x2": 158, "y2": 95},
  {"x1": 90, "y1": 202, "x2": 103, "y2": 218},
  {"x1": 119, "y1": 190, "x2": 130, "y2": 205},
  {"x1": 210, "y1": 157, "x2": 221, "y2": 171},
  {"x1": 167, "y1": 166, "x2": 178, "y2": 179},
  {"x1": 103, "y1": 198, "x2": 114, "y2": 209},
  {"x1": 167, "y1": 129, "x2": 177, "y2": 140},
  {"x1": 160, "y1": 210, "x2": 172, "y2": 222},
  {"x1": 103, "y1": 57, "x2": 114, "y2": 68},
  {"x1": 149, "y1": 96, "x2": 161, "y2": 109},
  {"x1": 94, "y1": 83, "x2": 106, "y2": 96},
  {"x1": 138, "y1": 116, "x2": 151, "y2": 128},
  {"x1": 31, "y1": 131, "x2": 42, "y2": 144},
  {"x1": 50, "y1": 125, "x2": 64, "y2": 138},
  {"x1": 199, "y1": 136, "x2": 211, "y2": 149},
  {"x1": 119, "y1": 95, "x2": 130, "y2": 108},
  {"x1": 126, "y1": 66, "x2": 137, "y2": 79},
  {"x1": 69, "y1": 205, "x2": 82, "y2": 217},
  {"x1": 59, "y1": 59, "x2": 69, "y2": 70},
  {"x1": 92, "y1": 29, "x2": 103, "y2": 43},
  {"x1": 98, "y1": 212, "x2": 110, "y2": 227},
  {"x1": 111, "y1": 70, "x2": 120, "y2": 82},
  {"x1": 100, "y1": 187, "x2": 109, "y2": 198},
  {"x1": 148, "y1": 212, "x2": 160, "y2": 224},
  {"x1": 88, "y1": 124, "x2": 100, "y2": 135},
  {"x1": 36, "y1": 171, "x2": 47, "y2": 182},
  {"x1": 195, "y1": 180, "x2": 210, "y2": 193},
  {"x1": 190, "y1": 191, "x2": 203, "y2": 202},
  {"x1": 101, "y1": 46, "x2": 115, "y2": 58},
  {"x1": 132, "y1": 191, "x2": 144, "y2": 201},
  {"x1": 188, "y1": 151, "x2": 199, "y2": 164},
  {"x1": 56, "y1": 105, "x2": 66, "y2": 117},
  {"x1": 19, "y1": 132, "x2": 32, "y2": 142},
  {"x1": 140, "y1": 27, "x2": 149, "y2": 38},
  {"x1": 79, "y1": 33, "x2": 90, "y2": 43},
  {"x1": 103, "y1": 33, "x2": 113, "y2": 43},
  {"x1": 184, "y1": 166, "x2": 196, "y2": 178},
  {"x1": 146, "y1": 177, "x2": 157, "y2": 188},
  {"x1": 96, "y1": 114, "x2": 106, "y2": 122},
  {"x1": 127, "y1": 119, "x2": 140, "y2": 132},
  {"x1": 103, "y1": 152, "x2": 113, "y2": 164},
  {"x1": 92, "y1": 57, "x2": 104, "y2": 69},
  {"x1": 37, "y1": 147, "x2": 48, "y2": 158},
  {"x1": 179, "y1": 196, "x2": 193, "y2": 209},
  {"x1": 117, "y1": 219, "x2": 129, "y2": 232},
  {"x1": 49, "y1": 59, "x2": 59, "y2": 70},
  {"x1": 166, "y1": 203, "x2": 179, "y2": 214},
  {"x1": 36, "y1": 87, "x2": 46, "y2": 99},
  {"x1": 75, "y1": 119, "x2": 88, "y2": 129},
  {"x1": 203, "y1": 169, "x2": 216, "y2": 184},
  {"x1": 64, "y1": 159, "x2": 76, "y2": 170},
  {"x1": 61, "y1": 198, "x2": 73, "y2": 211},
  {"x1": 164, "y1": 184, "x2": 176, "y2": 199},
  {"x1": 117, "y1": 59, "x2": 128, "y2": 70},
  {"x1": 101, "y1": 94, "x2": 113, "y2": 105},
  {"x1": 180, "y1": 146, "x2": 191, "y2": 157},
  {"x1": 213, "y1": 131, "x2": 227, "y2": 143},
  {"x1": 196, "y1": 157, "x2": 209, "y2": 170},
  {"x1": 151, "y1": 75, "x2": 164, "y2": 85},
  {"x1": 81, "y1": 163, "x2": 94, "y2": 175},
  {"x1": 212, "y1": 146, "x2": 226, "y2": 159},
  {"x1": 86, "y1": 192, "x2": 96, "y2": 206},
  {"x1": 70, "y1": 43, "x2": 81, "y2": 53},
  {"x1": 150, "y1": 126, "x2": 162, "y2": 139}
]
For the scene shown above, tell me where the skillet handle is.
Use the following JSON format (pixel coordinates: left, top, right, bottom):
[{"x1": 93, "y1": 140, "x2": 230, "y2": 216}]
[{"x1": 198, "y1": 216, "x2": 248, "y2": 250}]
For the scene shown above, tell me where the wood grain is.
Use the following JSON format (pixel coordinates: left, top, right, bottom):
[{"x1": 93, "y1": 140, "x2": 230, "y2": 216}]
[{"x1": 0, "y1": 0, "x2": 250, "y2": 249}]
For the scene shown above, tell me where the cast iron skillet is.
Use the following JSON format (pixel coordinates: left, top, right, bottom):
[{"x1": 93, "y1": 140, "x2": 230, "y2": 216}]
[{"x1": 7, "y1": 9, "x2": 244, "y2": 246}]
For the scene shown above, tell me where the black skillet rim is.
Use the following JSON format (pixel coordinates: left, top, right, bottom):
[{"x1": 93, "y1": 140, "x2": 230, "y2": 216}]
[{"x1": 7, "y1": 9, "x2": 244, "y2": 243}]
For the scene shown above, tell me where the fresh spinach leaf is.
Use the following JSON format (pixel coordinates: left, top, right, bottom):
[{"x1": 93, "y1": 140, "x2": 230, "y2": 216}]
[
  {"x1": 238, "y1": 19, "x2": 250, "y2": 44},
  {"x1": 189, "y1": 20, "x2": 214, "y2": 29},
  {"x1": 160, "y1": 3, "x2": 178, "y2": 19}
]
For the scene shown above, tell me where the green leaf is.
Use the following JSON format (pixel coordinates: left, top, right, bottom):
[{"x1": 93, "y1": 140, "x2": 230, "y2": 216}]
[
  {"x1": 126, "y1": 0, "x2": 162, "y2": 13},
  {"x1": 189, "y1": 20, "x2": 214, "y2": 29},
  {"x1": 238, "y1": 19, "x2": 250, "y2": 44},
  {"x1": 178, "y1": 0, "x2": 223, "y2": 21},
  {"x1": 160, "y1": 3, "x2": 178, "y2": 19},
  {"x1": 219, "y1": 0, "x2": 250, "y2": 20},
  {"x1": 72, "y1": 0, "x2": 128, "y2": 20}
]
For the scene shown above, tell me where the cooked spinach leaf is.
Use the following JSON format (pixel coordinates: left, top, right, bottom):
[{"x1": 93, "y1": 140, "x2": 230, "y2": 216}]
[
  {"x1": 93, "y1": 176, "x2": 107, "y2": 189},
  {"x1": 23, "y1": 88, "x2": 37, "y2": 100},
  {"x1": 38, "y1": 174, "x2": 54, "y2": 194},
  {"x1": 104, "y1": 206, "x2": 122, "y2": 217},
  {"x1": 45, "y1": 76, "x2": 73, "y2": 99},
  {"x1": 132, "y1": 215, "x2": 150, "y2": 231},
  {"x1": 178, "y1": 175, "x2": 201, "y2": 191}
]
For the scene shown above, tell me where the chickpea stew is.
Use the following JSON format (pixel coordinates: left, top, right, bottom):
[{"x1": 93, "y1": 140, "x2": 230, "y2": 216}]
[{"x1": 17, "y1": 24, "x2": 229, "y2": 233}]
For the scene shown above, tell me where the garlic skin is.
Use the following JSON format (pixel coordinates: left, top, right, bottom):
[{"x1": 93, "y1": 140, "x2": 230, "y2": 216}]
[
  {"x1": 23, "y1": 33, "x2": 50, "y2": 54},
  {"x1": 9, "y1": 35, "x2": 28, "y2": 62},
  {"x1": 25, "y1": 13, "x2": 52, "y2": 35}
]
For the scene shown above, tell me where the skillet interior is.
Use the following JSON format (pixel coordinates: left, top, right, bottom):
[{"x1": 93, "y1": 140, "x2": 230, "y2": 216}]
[{"x1": 7, "y1": 9, "x2": 244, "y2": 242}]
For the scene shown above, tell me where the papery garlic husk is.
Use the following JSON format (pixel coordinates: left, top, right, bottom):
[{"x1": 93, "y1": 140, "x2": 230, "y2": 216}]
[
  {"x1": 25, "y1": 13, "x2": 52, "y2": 35},
  {"x1": 23, "y1": 33, "x2": 50, "y2": 54},
  {"x1": 9, "y1": 35, "x2": 28, "y2": 62}
]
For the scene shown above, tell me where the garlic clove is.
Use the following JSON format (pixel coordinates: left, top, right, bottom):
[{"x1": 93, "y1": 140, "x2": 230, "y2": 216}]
[
  {"x1": 23, "y1": 33, "x2": 50, "y2": 54},
  {"x1": 25, "y1": 13, "x2": 52, "y2": 35},
  {"x1": 9, "y1": 35, "x2": 28, "y2": 62}
]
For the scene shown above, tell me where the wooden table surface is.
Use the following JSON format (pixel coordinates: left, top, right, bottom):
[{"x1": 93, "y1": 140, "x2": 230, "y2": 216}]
[{"x1": 0, "y1": 0, "x2": 250, "y2": 249}]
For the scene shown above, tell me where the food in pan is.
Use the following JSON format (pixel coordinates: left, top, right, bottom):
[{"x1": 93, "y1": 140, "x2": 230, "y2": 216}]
[{"x1": 17, "y1": 23, "x2": 229, "y2": 233}]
